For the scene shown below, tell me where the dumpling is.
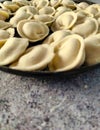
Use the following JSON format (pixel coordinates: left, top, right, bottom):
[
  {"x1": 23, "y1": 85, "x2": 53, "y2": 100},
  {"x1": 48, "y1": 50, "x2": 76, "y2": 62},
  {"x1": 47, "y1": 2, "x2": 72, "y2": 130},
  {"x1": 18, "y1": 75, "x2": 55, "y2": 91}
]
[
  {"x1": 32, "y1": 0, "x2": 49, "y2": 10},
  {"x1": 12, "y1": 0, "x2": 30, "y2": 6},
  {"x1": 86, "y1": 4, "x2": 100, "y2": 16},
  {"x1": 84, "y1": 34, "x2": 100, "y2": 65},
  {"x1": 97, "y1": 18, "x2": 100, "y2": 33},
  {"x1": 0, "y1": 37, "x2": 29, "y2": 65},
  {"x1": 10, "y1": 44, "x2": 55, "y2": 71},
  {"x1": 48, "y1": 34, "x2": 85, "y2": 72},
  {"x1": 77, "y1": 2, "x2": 89, "y2": 10},
  {"x1": 75, "y1": 10, "x2": 93, "y2": 24},
  {"x1": 15, "y1": 5, "x2": 38, "y2": 15},
  {"x1": 50, "y1": 0, "x2": 62, "y2": 8},
  {"x1": 10, "y1": 11, "x2": 32, "y2": 27},
  {"x1": 0, "y1": 20, "x2": 12, "y2": 29},
  {"x1": 17, "y1": 19, "x2": 49, "y2": 42},
  {"x1": 76, "y1": 9, "x2": 93, "y2": 18},
  {"x1": 0, "y1": 28, "x2": 15, "y2": 47},
  {"x1": 51, "y1": 11, "x2": 77, "y2": 32},
  {"x1": 0, "y1": 9, "x2": 9, "y2": 21},
  {"x1": 54, "y1": 6, "x2": 72, "y2": 18},
  {"x1": 39, "y1": 6, "x2": 55, "y2": 16},
  {"x1": 61, "y1": 0, "x2": 76, "y2": 10},
  {"x1": 1, "y1": 1, "x2": 20, "y2": 12},
  {"x1": 72, "y1": 17, "x2": 98, "y2": 38},
  {"x1": 34, "y1": 14, "x2": 54, "y2": 26},
  {"x1": 42, "y1": 30, "x2": 72, "y2": 47},
  {"x1": 10, "y1": 6, "x2": 38, "y2": 27}
]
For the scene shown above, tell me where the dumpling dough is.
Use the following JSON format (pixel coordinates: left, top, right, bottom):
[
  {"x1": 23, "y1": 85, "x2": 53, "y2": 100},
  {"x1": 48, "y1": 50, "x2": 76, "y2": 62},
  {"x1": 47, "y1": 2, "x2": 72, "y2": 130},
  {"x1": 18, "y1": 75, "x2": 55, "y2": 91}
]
[
  {"x1": 0, "y1": 9, "x2": 9, "y2": 21},
  {"x1": 0, "y1": 28, "x2": 15, "y2": 47},
  {"x1": 84, "y1": 34, "x2": 100, "y2": 65},
  {"x1": 86, "y1": 4, "x2": 100, "y2": 16},
  {"x1": 61, "y1": 0, "x2": 76, "y2": 9},
  {"x1": 54, "y1": 6, "x2": 72, "y2": 18},
  {"x1": 50, "y1": 0, "x2": 62, "y2": 8},
  {"x1": 32, "y1": 0, "x2": 49, "y2": 10},
  {"x1": 72, "y1": 17, "x2": 98, "y2": 38},
  {"x1": 10, "y1": 44, "x2": 55, "y2": 71},
  {"x1": 49, "y1": 34, "x2": 85, "y2": 72},
  {"x1": 0, "y1": 37, "x2": 29, "y2": 65},
  {"x1": 12, "y1": 0, "x2": 30, "y2": 6},
  {"x1": 43, "y1": 30, "x2": 72, "y2": 47},
  {"x1": 0, "y1": 20, "x2": 12, "y2": 29},
  {"x1": 51, "y1": 11, "x2": 77, "y2": 32},
  {"x1": 39, "y1": 6, "x2": 55, "y2": 16},
  {"x1": 77, "y1": 2, "x2": 89, "y2": 10},
  {"x1": 34, "y1": 14, "x2": 54, "y2": 26},
  {"x1": 10, "y1": 6, "x2": 38, "y2": 27},
  {"x1": 17, "y1": 19, "x2": 49, "y2": 42},
  {"x1": 2, "y1": 1, "x2": 20, "y2": 12}
]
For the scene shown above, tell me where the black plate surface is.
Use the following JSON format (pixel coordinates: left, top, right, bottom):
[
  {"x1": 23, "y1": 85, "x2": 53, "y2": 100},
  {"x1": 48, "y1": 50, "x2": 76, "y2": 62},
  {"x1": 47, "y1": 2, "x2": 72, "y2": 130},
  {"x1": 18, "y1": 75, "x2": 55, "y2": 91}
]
[
  {"x1": 0, "y1": 64, "x2": 100, "y2": 77},
  {"x1": 0, "y1": 0, "x2": 99, "y2": 77}
]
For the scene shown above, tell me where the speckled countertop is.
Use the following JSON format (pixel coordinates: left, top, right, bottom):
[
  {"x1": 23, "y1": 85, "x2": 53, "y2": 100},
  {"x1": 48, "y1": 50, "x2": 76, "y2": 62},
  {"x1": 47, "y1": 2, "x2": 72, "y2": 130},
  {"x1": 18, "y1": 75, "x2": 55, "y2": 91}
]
[{"x1": 0, "y1": 66, "x2": 100, "y2": 130}]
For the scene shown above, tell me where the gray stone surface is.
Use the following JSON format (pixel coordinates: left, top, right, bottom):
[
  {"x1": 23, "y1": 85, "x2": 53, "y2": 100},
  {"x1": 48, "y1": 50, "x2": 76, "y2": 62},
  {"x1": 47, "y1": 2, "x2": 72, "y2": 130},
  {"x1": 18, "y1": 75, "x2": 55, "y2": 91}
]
[{"x1": 0, "y1": 66, "x2": 100, "y2": 130}]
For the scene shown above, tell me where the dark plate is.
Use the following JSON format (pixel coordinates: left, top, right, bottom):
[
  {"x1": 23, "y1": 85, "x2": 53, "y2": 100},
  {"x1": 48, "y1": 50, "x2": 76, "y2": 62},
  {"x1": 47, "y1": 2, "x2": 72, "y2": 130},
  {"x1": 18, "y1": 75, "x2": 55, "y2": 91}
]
[
  {"x1": 0, "y1": 64, "x2": 100, "y2": 77},
  {"x1": 0, "y1": 0, "x2": 99, "y2": 77}
]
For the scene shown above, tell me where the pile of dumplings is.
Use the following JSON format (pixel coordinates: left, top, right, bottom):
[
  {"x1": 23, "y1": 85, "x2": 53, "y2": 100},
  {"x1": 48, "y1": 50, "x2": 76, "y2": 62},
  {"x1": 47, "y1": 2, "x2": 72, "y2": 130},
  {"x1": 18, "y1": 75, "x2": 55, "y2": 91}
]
[{"x1": 0, "y1": 0, "x2": 100, "y2": 72}]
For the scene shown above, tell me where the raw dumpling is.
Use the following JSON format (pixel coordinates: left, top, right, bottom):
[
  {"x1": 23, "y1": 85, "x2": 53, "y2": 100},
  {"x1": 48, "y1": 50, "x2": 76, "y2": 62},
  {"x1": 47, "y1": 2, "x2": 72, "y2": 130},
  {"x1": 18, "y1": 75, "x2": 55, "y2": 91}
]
[
  {"x1": 75, "y1": 10, "x2": 93, "y2": 24},
  {"x1": 0, "y1": 9, "x2": 9, "y2": 21},
  {"x1": 15, "y1": 5, "x2": 38, "y2": 15},
  {"x1": 32, "y1": 0, "x2": 49, "y2": 10},
  {"x1": 43, "y1": 30, "x2": 72, "y2": 47},
  {"x1": 54, "y1": 6, "x2": 72, "y2": 18},
  {"x1": 34, "y1": 14, "x2": 54, "y2": 26},
  {"x1": 12, "y1": 0, "x2": 30, "y2": 6},
  {"x1": 1, "y1": 1, "x2": 20, "y2": 12},
  {"x1": 39, "y1": 6, "x2": 55, "y2": 16},
  {"x1": 86, "y1": 4, "x2": 100, "y2": 16},
  {"x1": 10, "y1": 6, "x2": 38, "y2": 27},
  {"x1": 49, "y1": 34, "x2": 85, "y2": 72},
  {"x1": 10, "y1": 44, "x2": 54, "y2": 71},
  {"x1": 0, "y1": 28, "x2": 15, "y2": 47},
  {"x1": 84, "y1": 34, "x2": 100, "y2": 65},
  {"x1": 50, "y1": 0, "x2": 62, "y2": 8},
  {"x1": 17, "y1": 20, "x2": 49, "y2": 42},
  {"x1": 0, "y1": 20, "x2": 12, "y2": 29},
  {"x1": 61, "y1": 0, "x2": 76, "y2": 9},
  {"x1": 0, "y1": 37, "x2": 29, "y2": 65},
  {"x1": 72, "y1": 17, "x2": 98, "y2": 38},
  {"x1": 51, "y1": 11, "x2": 77, "y2": 32},
  {"x1": 77, "y1": 2, "x2": 89, "y2": 9}
]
